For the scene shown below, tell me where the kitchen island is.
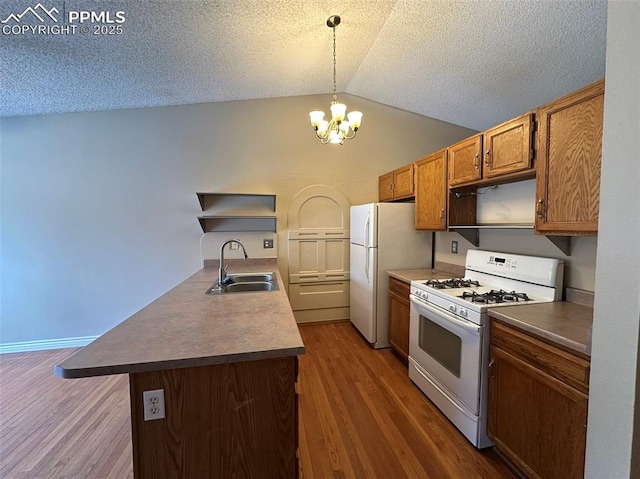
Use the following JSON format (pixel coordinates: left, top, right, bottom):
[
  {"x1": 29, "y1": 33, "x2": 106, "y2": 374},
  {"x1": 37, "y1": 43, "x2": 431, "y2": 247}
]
[{"x1": 55, "y1": 259, "x2": 304, "y2": 479}]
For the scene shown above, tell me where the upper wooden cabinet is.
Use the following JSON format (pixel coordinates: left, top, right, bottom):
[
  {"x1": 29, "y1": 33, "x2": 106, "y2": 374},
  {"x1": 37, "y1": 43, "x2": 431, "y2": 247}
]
[
  {"x1": 535, "y1": 80, "x2": 604, "y2": 235},
  {"x1": 378, "y1": 172, "x2": 394, "y2": 202},
  {"x1": 448, "y1": 134, "x2": 482, "y2": 187},
  {"x1": 378, "y1": 163, "x2": 415, "y2": 202},
  {"x1": 448, "y1": 114, "x2": 535, "y2": 189},
  {"x1": 415, "y1": 149, "x2": 448, "y2": 230},
  {"x1": 483, "y1": 113, "x2": 534, "y2": 178}
]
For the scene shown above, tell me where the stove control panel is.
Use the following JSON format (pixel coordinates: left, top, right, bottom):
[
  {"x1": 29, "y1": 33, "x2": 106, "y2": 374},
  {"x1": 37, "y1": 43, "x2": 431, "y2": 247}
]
[
  {"x1": 466, "y1": 250, "x2": 564, "y2": 290},
  {"x1": 488, "y1": 255, "x2": 517, "y2": 269}
]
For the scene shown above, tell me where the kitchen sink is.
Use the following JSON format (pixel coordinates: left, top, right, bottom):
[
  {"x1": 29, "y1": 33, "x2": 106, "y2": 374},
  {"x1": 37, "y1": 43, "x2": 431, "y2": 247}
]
[
  {"x1": 221, "y1": 281, "x2": 277, "y2": 293},
  {"x1": 226, "y1": 272, "x2": 275, "y2": 283},
  {"x1": 205, "y1": 272, "x2": 278, "y2": 295}
]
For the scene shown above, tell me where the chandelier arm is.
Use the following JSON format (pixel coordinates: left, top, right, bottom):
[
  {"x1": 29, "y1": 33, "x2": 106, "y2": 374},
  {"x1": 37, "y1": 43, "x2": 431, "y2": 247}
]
[{"x1": 343, "y1": 129, "x2": 357, "y2": 140}]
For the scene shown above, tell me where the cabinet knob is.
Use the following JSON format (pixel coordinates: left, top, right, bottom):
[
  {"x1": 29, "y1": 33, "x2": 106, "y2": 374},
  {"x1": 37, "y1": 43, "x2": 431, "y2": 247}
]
[
  {"x1": 536, "y1": 198, "x2": 545, "y2": 218},
  {"x1": 485, "y1": 150, "x2": 492, "y2": 167},
  {"x1": 488, "y1": 359, "x2": 495, "y2": 368}
]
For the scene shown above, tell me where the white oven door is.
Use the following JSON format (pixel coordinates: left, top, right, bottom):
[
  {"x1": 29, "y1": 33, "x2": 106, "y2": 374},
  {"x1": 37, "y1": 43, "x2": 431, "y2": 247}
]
[{"x1": 409, "y1": 295, "x2": 482, "y2": 414}]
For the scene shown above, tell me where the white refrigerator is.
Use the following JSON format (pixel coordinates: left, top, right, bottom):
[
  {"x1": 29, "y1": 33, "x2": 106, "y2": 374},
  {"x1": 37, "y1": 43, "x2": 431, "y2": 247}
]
[{"x1": 350, "y1": 203, "x2": 433, "y2": 348}]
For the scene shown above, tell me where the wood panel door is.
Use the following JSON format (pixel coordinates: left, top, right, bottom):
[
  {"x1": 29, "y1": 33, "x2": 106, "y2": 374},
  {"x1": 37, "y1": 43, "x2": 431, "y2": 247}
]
[
  {"x1": 378, "y1": 172, "x2": 394, "y2": 202},
  {"x1": 387, "y1": 277, "x2": 410, "y2": 361},
  {"x1": 415, "y1": 149, "x2": 448, "y2": 230},
  {"x1": 535, "y1": 80, "x2": 604, "y2": 234},
  {"x1": 448, "y1": 134, "x2": 482, "y2": 187},
  {"x1": 483, "y1": 113, "x2": 534, "y2": 178},
  {"x1": 488, "y1": 346, "x2": 588, "y2": 479},
  {"x1": 393, "y1": 164, "x2": 415, "y2": 199}
]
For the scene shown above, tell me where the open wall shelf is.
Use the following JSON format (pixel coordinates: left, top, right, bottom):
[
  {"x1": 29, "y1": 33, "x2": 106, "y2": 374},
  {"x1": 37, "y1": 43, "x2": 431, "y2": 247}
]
[{"x1": 196, "y1": 193, "x2": 276, "y2": 233}]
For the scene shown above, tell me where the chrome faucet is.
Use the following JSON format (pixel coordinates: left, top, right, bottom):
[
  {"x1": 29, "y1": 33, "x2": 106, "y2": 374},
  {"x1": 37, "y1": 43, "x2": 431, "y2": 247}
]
[{"x1": 218, "y1": 240, "x2": 248, "y2": 286}]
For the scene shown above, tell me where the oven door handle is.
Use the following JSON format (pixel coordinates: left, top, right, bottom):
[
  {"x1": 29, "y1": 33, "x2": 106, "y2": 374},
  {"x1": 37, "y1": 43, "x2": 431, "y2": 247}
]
[{"x1": 410, "y1": 295, "x2": 481, "y2": 334}]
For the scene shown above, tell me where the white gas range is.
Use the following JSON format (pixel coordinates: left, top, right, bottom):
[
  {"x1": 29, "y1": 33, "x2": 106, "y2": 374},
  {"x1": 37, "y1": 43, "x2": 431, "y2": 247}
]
[{"x1": 408, "y1": 250, "x2": 564, "y2": 448}]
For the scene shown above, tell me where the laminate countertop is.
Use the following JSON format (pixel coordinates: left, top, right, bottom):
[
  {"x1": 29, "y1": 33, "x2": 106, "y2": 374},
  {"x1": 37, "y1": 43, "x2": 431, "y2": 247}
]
[
  {"x1": 55, "y1": 259, "x2": 305, "y2": 379},
  {"x1": 387, "y1": 269, "x2": 459, "y2": 283},
  {"x1": 389, "y1": 268, "x2": 593, "y2": 358},
  {"x1": 489, "y1": 302, "x2": 593, "y2": 358}
]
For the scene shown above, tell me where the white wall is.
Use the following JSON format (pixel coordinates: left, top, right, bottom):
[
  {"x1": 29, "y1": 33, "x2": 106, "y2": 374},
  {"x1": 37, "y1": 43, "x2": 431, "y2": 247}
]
[
  {"x1": 433, "y1": 180, "x2": 598, "y2": 292},
  {"x1": 586, "y1": 2, "x2": 640, "y2": 477},
  {"x1": 0, "y1": 93, "x2": 476, "y2": 344}
]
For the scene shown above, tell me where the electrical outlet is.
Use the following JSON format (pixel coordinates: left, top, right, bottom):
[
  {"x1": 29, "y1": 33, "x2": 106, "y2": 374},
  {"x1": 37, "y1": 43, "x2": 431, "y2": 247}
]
[
  {"x1": 451, "y1": 241, "x2": 458, "y2": 254},
  {"x1": 143, "y1": 389, "x2": 165, "y2": 421},
  {"x1": 263, "y1": 239, "x2": 274, "y2": 249},
  {"x1": 230, "y1": 241, "x2": 239, "y2": 250}
]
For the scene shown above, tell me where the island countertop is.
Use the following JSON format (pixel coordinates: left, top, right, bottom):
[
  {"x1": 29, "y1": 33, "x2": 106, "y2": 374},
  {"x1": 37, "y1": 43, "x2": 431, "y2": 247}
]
[{"x1": 55, "y1": 259, "x2": 305, "y2": 379}]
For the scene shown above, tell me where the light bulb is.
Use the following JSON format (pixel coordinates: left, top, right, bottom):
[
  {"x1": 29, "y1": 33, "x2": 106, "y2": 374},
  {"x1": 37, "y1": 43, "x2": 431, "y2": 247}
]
[
  {"x1": 347, "y1": 111, "x2": 362, "y2": 130},
  {"x1": 330, "y1": 102, "x2": 347, "y2": 122},
  {"x1": 309, "y1": 111, "x2": 325, "y2": 128},
  {"x1": 328, "y1": 129, "x2": 343, "y2": 144},
  {"x1": 317, "y1": 120, "x2": 329, "y2": 135}
]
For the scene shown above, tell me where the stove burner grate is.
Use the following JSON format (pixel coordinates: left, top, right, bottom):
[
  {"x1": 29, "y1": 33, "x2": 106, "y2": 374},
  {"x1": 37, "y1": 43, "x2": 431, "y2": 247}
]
[
  {"x1": 424, "y1": 278, "x2": 481, "y2": 289},
  {"x1": 459, "y1": 289, "x2": 531, "y2": 304}
]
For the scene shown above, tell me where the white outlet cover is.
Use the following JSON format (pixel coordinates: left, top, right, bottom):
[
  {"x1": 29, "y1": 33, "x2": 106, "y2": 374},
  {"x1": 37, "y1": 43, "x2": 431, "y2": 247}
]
[{"x1": 143, "y1": 389, "x2": 165, "y2": 421}]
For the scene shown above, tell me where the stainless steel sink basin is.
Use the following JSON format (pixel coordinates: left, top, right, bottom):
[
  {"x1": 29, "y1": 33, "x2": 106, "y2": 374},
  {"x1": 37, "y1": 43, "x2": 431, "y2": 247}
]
[
  {"x1": 222, "y1": 281, "x2": 277, "y2": 293},
  {"x1": 205, "y1": 272, "x2": 278, "y2": 295},
  {"x1": 226, "y1": 272, "x2": 275, "y2": 283}
]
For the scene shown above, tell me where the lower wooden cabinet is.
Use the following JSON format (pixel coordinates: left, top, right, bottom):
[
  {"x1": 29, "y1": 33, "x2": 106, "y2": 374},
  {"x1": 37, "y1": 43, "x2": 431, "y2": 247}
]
[
  {"x1": 488, "y1": 320, "x2": 589, "y2": 479},
  {"x1": 129, "y1": 357, "x2": 298, "y2": 478},
  {"x1": 388, "y1": 277, "x2": 410, "y2": 361}
]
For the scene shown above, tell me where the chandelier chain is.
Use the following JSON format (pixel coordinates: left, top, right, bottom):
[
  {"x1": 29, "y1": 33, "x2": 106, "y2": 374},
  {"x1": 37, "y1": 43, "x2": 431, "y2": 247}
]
[{"x1": 332, "y1": 24, "x2": 337, "y2": 100}]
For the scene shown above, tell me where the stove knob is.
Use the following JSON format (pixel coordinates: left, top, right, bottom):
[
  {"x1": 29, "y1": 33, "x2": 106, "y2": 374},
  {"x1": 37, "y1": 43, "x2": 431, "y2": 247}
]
[
  {"x1": 459, "y1": 307, "x2": 467, "y2": 317},
  {"x1": 448, "y1": 304, "x2": 457, "y2": 313},
  {"x1": 422, "y1": 292, "x2": 428, "y2": 300}
]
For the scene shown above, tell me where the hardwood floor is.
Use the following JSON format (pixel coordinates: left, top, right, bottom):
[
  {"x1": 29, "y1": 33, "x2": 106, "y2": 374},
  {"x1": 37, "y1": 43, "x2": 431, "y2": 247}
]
[
  {"x1": 0, "y1": 322, "x2": 517, "y2": 478},
  {"x1": 297, "y1": 322, "x2": 516, "y2": 479}
]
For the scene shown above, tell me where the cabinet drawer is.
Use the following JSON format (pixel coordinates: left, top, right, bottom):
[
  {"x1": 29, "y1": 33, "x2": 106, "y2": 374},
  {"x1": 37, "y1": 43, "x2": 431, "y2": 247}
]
[
  {"x1": 388, "y1": 276, "x2": 410, "y2": 299},
  {"x1": 491, "y1": 320, "x2": 590, "y2": 394}
]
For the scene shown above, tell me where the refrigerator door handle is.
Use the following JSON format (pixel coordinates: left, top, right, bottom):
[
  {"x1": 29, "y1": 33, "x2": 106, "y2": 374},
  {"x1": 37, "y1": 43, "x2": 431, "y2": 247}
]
[
  {"x1": 364, "y1": 214, "x2": 370, "y2": 248},
  {"x1": 365, "y1": 246, "x2": 370, "y2": 280},
  {"x1": 364, "y1": 214, "x2": 371, "y2": 281}
]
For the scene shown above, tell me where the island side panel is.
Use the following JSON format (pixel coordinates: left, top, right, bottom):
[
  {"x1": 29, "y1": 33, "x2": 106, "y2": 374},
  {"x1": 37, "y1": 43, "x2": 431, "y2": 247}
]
[{"x1": 129, "y1": 357, "x2": 298, "y2": 479}]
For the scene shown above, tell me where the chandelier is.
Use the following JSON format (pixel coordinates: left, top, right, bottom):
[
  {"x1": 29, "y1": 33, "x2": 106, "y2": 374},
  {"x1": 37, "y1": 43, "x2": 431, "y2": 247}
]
[{"x1": 309, "y1": 15, "x2": 362, "y2": 145}]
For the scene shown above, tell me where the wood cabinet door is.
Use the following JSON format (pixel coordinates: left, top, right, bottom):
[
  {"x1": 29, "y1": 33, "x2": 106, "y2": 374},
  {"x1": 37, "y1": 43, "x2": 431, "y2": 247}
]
[
  {"x1": 387, "y1": 277, "x2": 410, "y2": 361},
  {"x1": 393, "y1": 164, "x2": 415, "y2": 199},
  {"x1": 415, "y1": 149, "x2": 447, "y2": 230},
  {"x1": 535, "y1": 80, "x2": 604, "y2": 234},
  {"x1": 483, "y1": 113, "x2": 534, "y2": 178},
  {"x1": 448, "y1": 134, "x2": 482, "y2": 187},
  {"x1": 378, "y1": 172, "x2": 394, "y2": 202},
  {"x1": 488, "y1": 346, "x2": 588, "y2": 479}
]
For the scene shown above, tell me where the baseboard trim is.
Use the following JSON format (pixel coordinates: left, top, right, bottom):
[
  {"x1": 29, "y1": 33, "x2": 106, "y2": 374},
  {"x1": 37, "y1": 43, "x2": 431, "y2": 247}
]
[{"x1": 0, "y1": 336, "x2": 98, "y2": 354}]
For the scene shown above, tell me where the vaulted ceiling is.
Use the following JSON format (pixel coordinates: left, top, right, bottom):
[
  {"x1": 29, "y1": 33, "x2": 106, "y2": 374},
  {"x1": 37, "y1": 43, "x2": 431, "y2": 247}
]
[{"x1": 0, "y1": 0, "x2": 607, "y2": 130}]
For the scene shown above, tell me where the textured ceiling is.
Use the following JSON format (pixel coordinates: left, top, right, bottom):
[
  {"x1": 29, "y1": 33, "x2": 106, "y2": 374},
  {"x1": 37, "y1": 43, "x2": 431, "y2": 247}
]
[{"x1": 0, "y1": 0, "x2": 607, "y2": 130}]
